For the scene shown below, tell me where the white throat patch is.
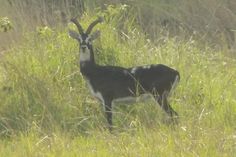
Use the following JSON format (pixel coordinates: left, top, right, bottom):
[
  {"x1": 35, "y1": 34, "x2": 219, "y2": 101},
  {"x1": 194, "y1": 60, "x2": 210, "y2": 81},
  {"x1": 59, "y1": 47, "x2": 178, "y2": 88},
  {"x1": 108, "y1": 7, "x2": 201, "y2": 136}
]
[{"x1": 80, "y1": 47, "x2": 91, "y2": 62}]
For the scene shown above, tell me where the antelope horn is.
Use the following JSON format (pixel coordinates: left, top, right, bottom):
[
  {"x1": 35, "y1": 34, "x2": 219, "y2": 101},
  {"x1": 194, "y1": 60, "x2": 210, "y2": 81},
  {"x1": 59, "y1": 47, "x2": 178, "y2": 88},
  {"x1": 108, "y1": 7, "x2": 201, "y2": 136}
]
[
  {"x1": 71, "y1": 16, "x2": 84, "y2": 34},
  {"x1": 86, "y1": 17, "x2": 103, "y2": 34}
]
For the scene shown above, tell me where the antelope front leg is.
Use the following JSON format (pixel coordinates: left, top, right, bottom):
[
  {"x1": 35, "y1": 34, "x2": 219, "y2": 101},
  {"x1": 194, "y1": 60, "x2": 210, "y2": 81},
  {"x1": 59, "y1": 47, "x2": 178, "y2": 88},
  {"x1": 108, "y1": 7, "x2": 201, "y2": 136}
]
[{"x1": 104, "y1": 100, "x2": 113, "y2": 131}]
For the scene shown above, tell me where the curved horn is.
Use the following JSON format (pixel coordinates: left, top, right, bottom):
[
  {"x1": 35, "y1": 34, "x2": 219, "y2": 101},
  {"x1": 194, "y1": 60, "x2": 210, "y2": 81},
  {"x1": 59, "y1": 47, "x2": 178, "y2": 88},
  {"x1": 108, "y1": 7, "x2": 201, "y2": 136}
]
[
  {"x1": 86, "y1": 17, "x2": 103, "y2": 34},
  {"x1": 71, "y1": 16, "x2": 84, "y2": 34}
]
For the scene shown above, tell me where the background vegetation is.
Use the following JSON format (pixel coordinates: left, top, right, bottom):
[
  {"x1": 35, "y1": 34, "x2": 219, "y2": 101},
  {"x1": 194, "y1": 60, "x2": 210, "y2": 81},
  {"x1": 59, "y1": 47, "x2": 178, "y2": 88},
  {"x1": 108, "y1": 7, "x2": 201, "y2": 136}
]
[{"x1": 0, "y1": 0, "x2": 235, "y2": 156}]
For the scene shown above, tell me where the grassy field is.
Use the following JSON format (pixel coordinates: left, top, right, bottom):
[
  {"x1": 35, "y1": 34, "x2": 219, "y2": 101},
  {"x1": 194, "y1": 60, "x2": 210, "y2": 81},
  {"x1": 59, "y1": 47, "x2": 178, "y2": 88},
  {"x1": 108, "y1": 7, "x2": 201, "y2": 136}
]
[{"x1": 0, "y1": 2, "x2": 236, "y2": 157}]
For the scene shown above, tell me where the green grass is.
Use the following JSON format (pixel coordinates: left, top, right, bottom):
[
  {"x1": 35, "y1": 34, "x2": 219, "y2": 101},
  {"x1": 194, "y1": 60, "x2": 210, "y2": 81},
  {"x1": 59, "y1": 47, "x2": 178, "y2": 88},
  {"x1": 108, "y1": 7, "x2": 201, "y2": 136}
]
[
  {"x1": 0, "y1": 126, "x2": 235, "y2": 156},
  {"x1": 0, "y1": 5, "x2": 236, "y2": 157}
]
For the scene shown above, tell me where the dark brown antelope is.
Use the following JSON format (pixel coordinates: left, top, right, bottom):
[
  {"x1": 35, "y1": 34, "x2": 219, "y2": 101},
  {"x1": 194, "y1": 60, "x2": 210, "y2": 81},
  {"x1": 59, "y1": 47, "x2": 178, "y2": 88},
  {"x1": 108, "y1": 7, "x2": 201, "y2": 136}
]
[{"x1": 69, "y1": 17, "x2": 180, "y2": 131}]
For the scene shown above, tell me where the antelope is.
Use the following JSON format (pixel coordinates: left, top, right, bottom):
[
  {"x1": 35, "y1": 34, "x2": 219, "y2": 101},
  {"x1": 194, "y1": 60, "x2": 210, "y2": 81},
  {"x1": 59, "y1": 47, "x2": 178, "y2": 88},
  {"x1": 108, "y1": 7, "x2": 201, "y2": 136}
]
[{"x1": 69, "y1": 17, "x2": 180, "y2": 131}]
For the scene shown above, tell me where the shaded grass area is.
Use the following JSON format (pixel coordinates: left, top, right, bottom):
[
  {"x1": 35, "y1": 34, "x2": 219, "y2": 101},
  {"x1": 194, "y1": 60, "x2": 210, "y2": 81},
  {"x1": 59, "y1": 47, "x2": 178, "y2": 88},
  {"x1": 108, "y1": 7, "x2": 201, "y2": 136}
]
[
  {"x1": 0, "y1": 4, "x2": 235, "y2": 157},
  {"x1": 1, "y1": 0, "x2": 236, "y2": 51}
]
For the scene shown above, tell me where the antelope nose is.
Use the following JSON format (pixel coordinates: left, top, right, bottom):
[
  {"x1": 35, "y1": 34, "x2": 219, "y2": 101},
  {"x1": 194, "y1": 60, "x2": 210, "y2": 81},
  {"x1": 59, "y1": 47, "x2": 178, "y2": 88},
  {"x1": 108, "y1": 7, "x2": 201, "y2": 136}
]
[{"x1": 81, "y1": 45, "x2": 87, "y2": 51}]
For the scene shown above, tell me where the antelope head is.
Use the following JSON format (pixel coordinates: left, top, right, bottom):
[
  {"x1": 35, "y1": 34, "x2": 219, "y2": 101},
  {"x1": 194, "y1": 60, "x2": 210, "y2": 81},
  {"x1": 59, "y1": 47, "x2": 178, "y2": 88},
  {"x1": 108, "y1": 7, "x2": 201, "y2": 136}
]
[{"x1": 69, "y1": 16, "x2": 103, "y2": 53}]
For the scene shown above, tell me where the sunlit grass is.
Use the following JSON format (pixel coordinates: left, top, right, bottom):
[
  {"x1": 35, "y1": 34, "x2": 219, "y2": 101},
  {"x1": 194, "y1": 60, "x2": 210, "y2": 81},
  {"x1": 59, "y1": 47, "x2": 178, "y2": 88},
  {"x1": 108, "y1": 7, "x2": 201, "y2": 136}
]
[{"x1": 0, "y1": 125, "x2": 235, "y2": 157}]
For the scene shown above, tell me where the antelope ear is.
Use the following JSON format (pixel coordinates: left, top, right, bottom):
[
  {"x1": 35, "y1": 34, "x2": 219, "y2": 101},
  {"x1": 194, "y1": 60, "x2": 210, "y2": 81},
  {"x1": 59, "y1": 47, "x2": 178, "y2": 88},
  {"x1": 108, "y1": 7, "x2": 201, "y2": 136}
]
[
  {"x1": 90, "y1": 30, "x2": 100, "y2": 41},
  {"x1": 68, "y1": 29, "x2": 81, "y2": 41}
]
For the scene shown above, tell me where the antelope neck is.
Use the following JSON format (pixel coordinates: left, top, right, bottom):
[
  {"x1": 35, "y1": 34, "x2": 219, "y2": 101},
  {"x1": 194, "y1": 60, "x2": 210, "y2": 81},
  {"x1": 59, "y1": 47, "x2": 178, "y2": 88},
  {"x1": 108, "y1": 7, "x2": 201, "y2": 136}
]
[{"x1": 79, "y1": 45, "x2": 96, "y2": 76}]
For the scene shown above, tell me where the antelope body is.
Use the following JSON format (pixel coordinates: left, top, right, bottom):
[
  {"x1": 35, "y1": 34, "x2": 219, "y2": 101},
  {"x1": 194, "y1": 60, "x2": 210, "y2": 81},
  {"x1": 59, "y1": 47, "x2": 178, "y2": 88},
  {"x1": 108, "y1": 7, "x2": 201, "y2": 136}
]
[{"x1": 69, "y1": 17, "x2": 180, "y2": 131}]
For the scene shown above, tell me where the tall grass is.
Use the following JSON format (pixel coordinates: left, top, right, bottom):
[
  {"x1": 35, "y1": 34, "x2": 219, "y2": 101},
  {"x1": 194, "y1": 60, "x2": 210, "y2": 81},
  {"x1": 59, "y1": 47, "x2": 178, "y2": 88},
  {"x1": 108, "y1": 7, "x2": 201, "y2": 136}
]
[
  {"x1": 1, "y1": 0, "x2": 236, "y2": 51},
  {"x1": 0, "y1": 2, "x2": 235, "y2": 157}
]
